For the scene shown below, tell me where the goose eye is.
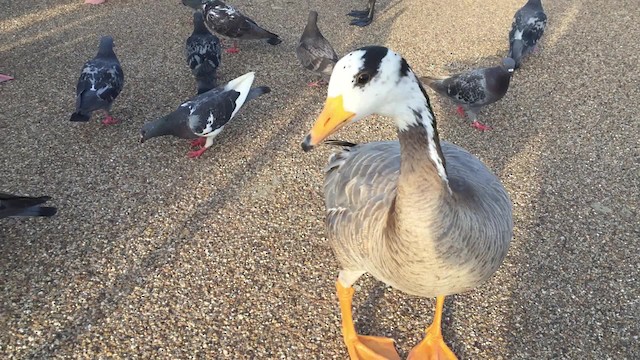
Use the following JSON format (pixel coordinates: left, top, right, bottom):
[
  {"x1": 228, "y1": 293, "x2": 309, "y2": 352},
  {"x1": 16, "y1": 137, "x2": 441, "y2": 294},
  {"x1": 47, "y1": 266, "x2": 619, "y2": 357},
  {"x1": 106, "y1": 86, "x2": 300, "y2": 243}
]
[{"x1": 355, "y1": 72, "x2": 371, "y2": 85}]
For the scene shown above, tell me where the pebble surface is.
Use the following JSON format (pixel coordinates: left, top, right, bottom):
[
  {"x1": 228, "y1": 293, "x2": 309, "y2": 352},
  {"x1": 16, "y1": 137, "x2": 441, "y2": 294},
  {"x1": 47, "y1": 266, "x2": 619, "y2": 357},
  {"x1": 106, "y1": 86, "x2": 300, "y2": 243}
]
[{"x1": 1, "y1": 0, "x2": 638, "y2": 358}]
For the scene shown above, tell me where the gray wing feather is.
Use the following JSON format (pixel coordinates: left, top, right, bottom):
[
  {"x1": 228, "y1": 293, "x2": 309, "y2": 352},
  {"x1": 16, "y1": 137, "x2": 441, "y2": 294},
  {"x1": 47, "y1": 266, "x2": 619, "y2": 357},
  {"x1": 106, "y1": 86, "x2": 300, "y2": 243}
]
[
  {"x1": 296, "y1": 43, "x2": 338, "y2": 77},
  {"x1": 323, "y1": 141, "x2": 512, "y2": 273},
  {"x1": 75, "y1": 59, "x2": 124, "y2": 113}
]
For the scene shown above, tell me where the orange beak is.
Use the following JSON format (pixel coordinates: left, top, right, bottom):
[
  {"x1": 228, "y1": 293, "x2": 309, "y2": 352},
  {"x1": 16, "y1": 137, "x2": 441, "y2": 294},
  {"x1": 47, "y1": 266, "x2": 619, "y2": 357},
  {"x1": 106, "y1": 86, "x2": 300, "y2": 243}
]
[{"x1": 301, "y1": 95, "x2": 356, "y2": 152}]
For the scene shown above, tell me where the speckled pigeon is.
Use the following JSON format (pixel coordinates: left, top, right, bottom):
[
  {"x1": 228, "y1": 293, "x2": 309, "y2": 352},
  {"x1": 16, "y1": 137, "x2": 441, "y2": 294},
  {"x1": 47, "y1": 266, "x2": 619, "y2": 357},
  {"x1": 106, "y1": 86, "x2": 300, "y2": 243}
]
[
  {"x1": 201, "y1": 0, "x2": 281, "y2": 54},
  {"x1": 509, "y1": 0, "x2": 547, "y2": 68},
  {"x1": 70, "y1": 36, "x2": 124, "y2": 125},
  {"x1": 187, "y1": 11, "x2": 222, "y2": 94},
  {"x1": 140, "y1": 72, "x2": 270, "y2": 158},
  {"x1": 420, "y1": 58, "x2": 516, "y2": 131}
]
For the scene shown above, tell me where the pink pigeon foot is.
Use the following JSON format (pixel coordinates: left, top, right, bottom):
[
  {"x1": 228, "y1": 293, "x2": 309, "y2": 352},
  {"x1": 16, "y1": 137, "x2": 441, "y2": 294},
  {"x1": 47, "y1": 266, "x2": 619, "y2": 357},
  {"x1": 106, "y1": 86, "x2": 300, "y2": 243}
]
[
  {"x1": 225, "y1": 46, "x2": 240, "y2": 54},
  {"x1": 85, "y1": 0, "x2": 106, "y2": 4},
  {"x1": 0, "y1": 74, "x2": 14, "y2": 83},
  {"x1": 456, "y1": 105, "x2": 466, "y2": 118},
  {"x1": 101, "y1": 115, "x2": 119, "y2": 125},
  {"x1": 190, "y1": 137, "x2": 206, "y2": 148},
  {"x1": 224, "y1": 40, "x2": 240, "y2": 54},
  {"x1": 307, "y1": 79, "x2": 328, "y2": 87},
  {"x1": 187, "y1": 147, "x2": 209, "y2": 158},
  {"x1": 471, "y1": 120, "x2": 492, "y2": 131}
]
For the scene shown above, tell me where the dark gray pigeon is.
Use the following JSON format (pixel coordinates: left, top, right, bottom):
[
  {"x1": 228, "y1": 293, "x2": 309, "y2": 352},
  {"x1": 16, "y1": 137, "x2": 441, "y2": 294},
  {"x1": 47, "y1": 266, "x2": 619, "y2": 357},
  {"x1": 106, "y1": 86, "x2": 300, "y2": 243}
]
[
  {"x1": 0, "y1": 192, "x2": 57, "y2": 219},
  {"x1": 187, "y1": 11, "x2": 222, "y2": 94},
  {"x1": 201, "y1": 0, "x2": 281, "y2": 54},
  {"x1": 347, "y1": 0, "x2": 376, "y2": 27},
  {"x1": 296, "y1": 11, "x2": 338, "y2": 87},
  {"x1": 420, "y1": 58, "x2": 516, "y2": 131},
  {"x1": 70, "y1": 36, "x2": 124, "y2": 125},
  {"x1": 140, "y1": 72, "x2": 270, "y2": 158},
  {"x1": 509, "y1": 0, "x2": 547, "y2": 69}
]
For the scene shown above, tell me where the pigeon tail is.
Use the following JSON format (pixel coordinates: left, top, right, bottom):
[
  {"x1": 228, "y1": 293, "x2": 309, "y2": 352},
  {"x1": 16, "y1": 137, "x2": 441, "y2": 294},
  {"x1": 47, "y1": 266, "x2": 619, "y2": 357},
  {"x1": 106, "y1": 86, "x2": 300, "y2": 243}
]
[
  {"x1": 70, "y1": 112, "x2": 91, "y2": 122},
  {"x1": 183, "y1": 0, "x2": 202, "y2": 10},
  {"x1": 266, "y1": 36, "x2": 282, "y2": 45},
  {"x1": 246, "y1": 86, "x2": 271, "y2": 102},
  {"x1": 18, "y1": 206, "x2": 57, "y2": 217}
]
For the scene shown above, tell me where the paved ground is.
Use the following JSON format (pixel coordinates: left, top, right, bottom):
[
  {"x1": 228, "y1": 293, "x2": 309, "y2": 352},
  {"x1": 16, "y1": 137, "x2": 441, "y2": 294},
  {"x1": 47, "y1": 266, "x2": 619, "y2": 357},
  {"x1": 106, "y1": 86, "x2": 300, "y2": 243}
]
[{"x1": 1, "y1": 0, "x2": 638, "y2": 358}]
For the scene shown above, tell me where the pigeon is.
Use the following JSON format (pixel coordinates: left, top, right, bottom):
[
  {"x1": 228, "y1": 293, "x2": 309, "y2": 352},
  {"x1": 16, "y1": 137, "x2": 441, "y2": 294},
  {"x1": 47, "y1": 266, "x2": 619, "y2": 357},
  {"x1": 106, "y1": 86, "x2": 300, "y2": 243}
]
[
  {"x1": 70, "y1": 36, "x2": 124, "y2": 125},
  {"x1": 296, "y1": 11, "x2": 338, "y2": 87},
  {"x1": 0, "y1": 192, "x2": 57, "y2": 219},
  {"x1": 347, "y1": 0, "x2": 376, "y2": 27},
  {"x1": 201, "y1": 0, "x2": 282, "y2": 54},
  {"x1": 140, "y1": 72, "x2": 270, "y2": 158},
  {"x1": 187, "y1": 11, "x2": 222, "y2": 94},
  {"x1": 420, "y1": 58, "x2": 516, "y2": 131},
  {"x1": 509, "y1": 0, "x2": 547, "y2": 69}
]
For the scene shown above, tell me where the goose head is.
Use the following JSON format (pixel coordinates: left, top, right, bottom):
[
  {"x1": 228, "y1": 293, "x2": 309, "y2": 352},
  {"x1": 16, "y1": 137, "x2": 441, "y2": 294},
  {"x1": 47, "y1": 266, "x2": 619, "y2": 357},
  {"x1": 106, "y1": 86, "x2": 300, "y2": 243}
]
[{"x1": 302, "y1": 46, "x2": 427, "y2": 151}]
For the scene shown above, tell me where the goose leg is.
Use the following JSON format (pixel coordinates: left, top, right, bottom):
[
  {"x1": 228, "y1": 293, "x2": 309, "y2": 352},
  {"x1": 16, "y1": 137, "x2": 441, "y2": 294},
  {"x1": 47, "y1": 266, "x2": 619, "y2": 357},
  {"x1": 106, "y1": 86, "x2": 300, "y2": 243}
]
[
  {"x1": 407, "y1": 296, "x2": 458, "y2": 360},
  {"x1": 336, "y1": 273, "x2": 400, "y2": 360}
]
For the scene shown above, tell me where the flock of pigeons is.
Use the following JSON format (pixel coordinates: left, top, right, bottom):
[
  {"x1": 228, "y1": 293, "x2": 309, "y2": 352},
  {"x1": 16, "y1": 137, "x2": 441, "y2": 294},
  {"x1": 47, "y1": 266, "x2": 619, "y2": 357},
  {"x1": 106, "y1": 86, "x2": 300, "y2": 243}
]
[{"x1": 3, "y1": 0, "x2": 548, "y2": 287}]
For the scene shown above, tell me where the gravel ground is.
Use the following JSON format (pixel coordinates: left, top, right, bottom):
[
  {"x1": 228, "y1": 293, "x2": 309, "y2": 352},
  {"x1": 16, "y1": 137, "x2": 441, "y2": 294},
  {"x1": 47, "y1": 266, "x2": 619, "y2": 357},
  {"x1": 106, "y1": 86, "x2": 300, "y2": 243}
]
[{"x1": 1, "y1": 0, "x2": 638, "y2": 358}]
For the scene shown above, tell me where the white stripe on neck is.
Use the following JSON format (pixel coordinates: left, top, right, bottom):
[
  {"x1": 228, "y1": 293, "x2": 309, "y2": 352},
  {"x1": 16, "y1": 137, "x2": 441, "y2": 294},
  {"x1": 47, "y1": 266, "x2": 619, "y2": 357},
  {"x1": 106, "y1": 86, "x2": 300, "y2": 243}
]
[{"x1": 396, "y1": 105, "x2": 450, "y2": 190}]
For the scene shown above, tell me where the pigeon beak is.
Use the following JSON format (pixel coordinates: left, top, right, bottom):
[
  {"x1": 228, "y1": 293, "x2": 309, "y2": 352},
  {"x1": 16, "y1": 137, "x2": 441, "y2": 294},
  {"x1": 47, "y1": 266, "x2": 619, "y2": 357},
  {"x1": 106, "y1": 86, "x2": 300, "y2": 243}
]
[{"x1": 301, "y1": 95, "x2": 355, "y2": 152}]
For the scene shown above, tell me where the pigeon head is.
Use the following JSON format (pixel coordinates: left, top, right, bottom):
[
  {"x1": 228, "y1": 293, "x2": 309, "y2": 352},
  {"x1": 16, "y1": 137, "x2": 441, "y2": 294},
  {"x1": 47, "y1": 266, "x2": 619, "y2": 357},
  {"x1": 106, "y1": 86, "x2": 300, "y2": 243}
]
[
  {"x1": 501, "y1": 58, "x2": 516, "y2": 73},
  {"x1": 192, "y1": 11, "x2": 208, "y2": 33},
  {"x1": 302, "y1": 11, "x2": 320, "y2": 37},
  {"x1": 97, "y1": 36, "x2": 116, "y2": 58},
  {"x1": 140, "y1": 120, "x2": 160, "y2": 143},
  {"x1": 307, "y1": 11, "x2": 319, "y2": 26}
]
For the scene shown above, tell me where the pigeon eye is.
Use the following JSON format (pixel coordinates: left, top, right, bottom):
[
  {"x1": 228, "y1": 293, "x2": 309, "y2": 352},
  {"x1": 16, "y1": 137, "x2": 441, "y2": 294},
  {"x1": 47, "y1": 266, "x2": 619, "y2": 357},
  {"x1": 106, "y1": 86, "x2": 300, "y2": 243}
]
[{"x1": 355, "y1": 72, "x2": 371, "y2": 85}]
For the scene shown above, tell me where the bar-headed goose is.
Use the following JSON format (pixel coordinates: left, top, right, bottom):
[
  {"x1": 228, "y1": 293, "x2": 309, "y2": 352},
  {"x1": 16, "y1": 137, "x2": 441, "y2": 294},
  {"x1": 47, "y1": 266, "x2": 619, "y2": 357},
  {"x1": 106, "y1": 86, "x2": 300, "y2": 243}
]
[{"x1": 301, "y1": 46, "x2": 513, "y2": 359}]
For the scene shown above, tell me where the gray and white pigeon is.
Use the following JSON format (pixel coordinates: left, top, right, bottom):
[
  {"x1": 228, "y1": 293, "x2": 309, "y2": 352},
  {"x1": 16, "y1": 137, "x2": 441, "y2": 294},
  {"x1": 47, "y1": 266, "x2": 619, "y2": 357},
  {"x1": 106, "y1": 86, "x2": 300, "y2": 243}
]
[
  {"x1": 70, "y1": 36, "x2": 124, "y2": 125},
  {"x1": 296, "y1": 11, "x2": 338, "y2": 87},
  {"x1": 187, "y1": 11, "x2": 222, "y2": 95},
  {"x1": 347, "y1": 0, "x2": 376, "y2": 27},
  {"x1": 140, "y1": 72, "x2": 270, "y2": 158},
  {"x1": 420, "y1": 58, "x2": 516, "y2": 131},
  {"x1": 0, "y1": 192, "x2": 57, "y2": 219},
  {"x1": 201, "y1": 0, "x2": 282, "y2": 54},
  {"x1": 509, "y1": 0, "x2": 547, "y2": 69}
]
